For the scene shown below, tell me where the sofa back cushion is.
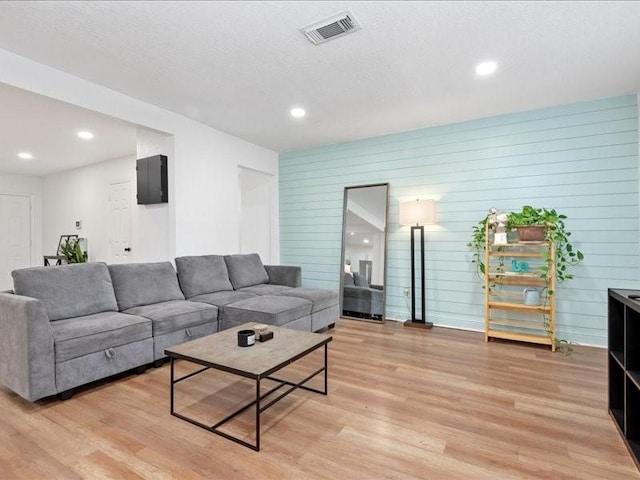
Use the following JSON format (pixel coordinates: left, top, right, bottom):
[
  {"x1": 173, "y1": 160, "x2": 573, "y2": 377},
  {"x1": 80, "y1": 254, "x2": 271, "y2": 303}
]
[
  {"x1": 175, "y1": 255, "x2": 233, "y2": 298},
  {"x1": 344, "y1": 272, "x2": 355, "y2": 287},
  {"x1": 224, "y1": 253, "x2": 269, "y2": 289},
  {"x1": 12, "y1": 262, "x2": 118, "y2": 321},
  {"x1": 108, "y1": 262, "x2": 185, "y2": 311}
]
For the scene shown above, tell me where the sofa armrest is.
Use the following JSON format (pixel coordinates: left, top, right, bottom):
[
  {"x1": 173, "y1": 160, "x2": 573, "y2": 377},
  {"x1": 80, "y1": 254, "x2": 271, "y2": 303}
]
[
  {"x1": 0, "y1": 293, "x2": 56, "y2": 401},
  {"x1": 264, "y1": 265, "x2": 302, "y2": 288}
]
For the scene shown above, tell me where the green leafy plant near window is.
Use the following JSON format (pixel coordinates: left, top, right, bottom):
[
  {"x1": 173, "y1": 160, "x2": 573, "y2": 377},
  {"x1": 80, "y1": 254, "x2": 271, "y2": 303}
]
[
  {"x1": 467, "y1": 206, "x2": 585, "y2": 355},
  {"x1": 60, "y1": 238, "x2": 87, "y2": 263}
]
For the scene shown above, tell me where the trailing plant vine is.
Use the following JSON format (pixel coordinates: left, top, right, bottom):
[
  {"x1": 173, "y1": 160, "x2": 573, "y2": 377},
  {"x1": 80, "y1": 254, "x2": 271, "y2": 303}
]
[
  {"x1": 467, "y1": 206, "x2": 584, "y2": 283},
  {"x1": 467, "y1": 206, "x2": 584, "y2": 355}
]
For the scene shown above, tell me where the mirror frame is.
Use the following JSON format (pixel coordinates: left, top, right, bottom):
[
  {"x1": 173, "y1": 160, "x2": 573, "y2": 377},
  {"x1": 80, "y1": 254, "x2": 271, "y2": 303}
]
[{"x1": 339, "y1": 182, "x2": 390, "y2": 323}]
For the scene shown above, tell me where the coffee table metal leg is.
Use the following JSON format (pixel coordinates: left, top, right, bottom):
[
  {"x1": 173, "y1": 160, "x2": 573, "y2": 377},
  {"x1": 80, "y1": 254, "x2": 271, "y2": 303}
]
[
  {"x1": 256, "y1": 378, "x2": 261, "y2": 451},
  {"x1": 324, "y1": 343, "x2": 328, "y2": 395},
  {"x1": 170, "y1": 358, "x2": 175, "y2": 413}
]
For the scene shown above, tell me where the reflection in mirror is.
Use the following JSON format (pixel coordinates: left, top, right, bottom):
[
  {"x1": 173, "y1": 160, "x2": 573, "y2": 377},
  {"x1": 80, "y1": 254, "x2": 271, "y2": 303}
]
[{"x1": 340, "y1": 183, "x2": 389, "y2": 322}]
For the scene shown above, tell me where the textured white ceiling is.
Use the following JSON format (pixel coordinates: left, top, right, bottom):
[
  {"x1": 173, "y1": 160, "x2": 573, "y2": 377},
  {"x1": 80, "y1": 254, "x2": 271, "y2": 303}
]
[{"x1": 0, "y1": 1, "x2": 639, "y2": 154}]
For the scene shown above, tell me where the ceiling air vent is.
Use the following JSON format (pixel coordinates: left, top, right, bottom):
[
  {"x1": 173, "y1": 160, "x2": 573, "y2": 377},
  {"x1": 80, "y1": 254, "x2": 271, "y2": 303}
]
[{"x1": 300, "y1": 10, "x2": 362, "y2": 45}]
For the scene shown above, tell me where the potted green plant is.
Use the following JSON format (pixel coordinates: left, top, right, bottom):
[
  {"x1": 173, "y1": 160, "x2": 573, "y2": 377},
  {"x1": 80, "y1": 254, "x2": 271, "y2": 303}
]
[
  {"x1": 468, "y1": 206, "x2": 584, "y2": 283},
  {"x1": 467, "y1": 206, "x2": 585, "y2": 354},
  {"x1": 507, "y1": 206, "x2": 584, "y2": 282},
  {"x1": 60, "y1": 238, "x2": 87, "y2": 263}
]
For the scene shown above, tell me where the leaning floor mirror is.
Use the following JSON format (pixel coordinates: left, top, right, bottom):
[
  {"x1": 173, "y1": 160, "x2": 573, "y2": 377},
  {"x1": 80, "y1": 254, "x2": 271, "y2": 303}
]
[{"x1": 340, "y1": 183, "x2": 389, "y2": 322}]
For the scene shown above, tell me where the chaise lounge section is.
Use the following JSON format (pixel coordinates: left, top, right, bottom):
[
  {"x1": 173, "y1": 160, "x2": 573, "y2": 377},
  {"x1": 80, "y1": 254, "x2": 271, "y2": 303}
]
[{"x1": 175, "y1": 253, "x2": 338, "y2": 332}]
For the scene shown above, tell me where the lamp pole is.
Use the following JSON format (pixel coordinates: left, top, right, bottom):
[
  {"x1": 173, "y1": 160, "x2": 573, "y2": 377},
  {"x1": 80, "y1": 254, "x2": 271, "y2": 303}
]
[{"x1": 406, "y1": 223, "x2": 432, "y2": 328}]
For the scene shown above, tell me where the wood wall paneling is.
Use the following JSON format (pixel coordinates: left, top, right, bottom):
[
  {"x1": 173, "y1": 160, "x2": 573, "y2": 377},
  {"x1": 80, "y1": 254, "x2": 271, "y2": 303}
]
[{"x1": 280, "y1": 95, "x2": 639, "y2": 346}]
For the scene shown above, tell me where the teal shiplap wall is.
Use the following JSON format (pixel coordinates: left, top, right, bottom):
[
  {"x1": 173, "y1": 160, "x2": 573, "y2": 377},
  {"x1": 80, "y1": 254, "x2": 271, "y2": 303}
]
[{"x1": 279, "y1": 95, "x2": 639, "y2": 346}]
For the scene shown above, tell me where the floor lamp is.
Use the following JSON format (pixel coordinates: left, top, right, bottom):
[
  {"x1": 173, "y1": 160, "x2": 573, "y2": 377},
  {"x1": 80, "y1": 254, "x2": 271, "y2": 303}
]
[{"x1": 399, "y1": 199, "x2": 436, "y2": 328}]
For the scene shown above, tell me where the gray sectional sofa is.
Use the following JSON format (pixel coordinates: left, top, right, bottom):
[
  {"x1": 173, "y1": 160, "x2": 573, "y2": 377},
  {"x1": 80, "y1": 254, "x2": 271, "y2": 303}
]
[
  {"x1": 0, "y1": 254, "x2": 338, "y2": 402},
  {"x1": 343, "y1": 272, "x2": 384, "y2": 318}
]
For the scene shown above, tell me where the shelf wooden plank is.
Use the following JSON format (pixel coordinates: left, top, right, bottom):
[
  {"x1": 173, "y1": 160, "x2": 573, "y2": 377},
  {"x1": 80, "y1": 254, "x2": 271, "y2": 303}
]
[
  {"x1": 488, "y1": 275, "x2": 547, "y2": 286},
  {"x1": 487, "y1": 328, "x2": 552, "y2": 346},
  {"x1": 488, "y1": 301, "x2": 551, "y2": 312},
  {"x1": 491, "y1": 293, "x2": 551, "y2": 303},
  {"x1": 490, "y1": 291, "x2": 528, "y2": 300},
  {"x1": 488, "y1": 251, "x2": 545, "y2": 258},
  {"x1": 491, "y1": 241, "x2": 546, "y2": 247},
  {"x1": 489, "y1": 317, "x2": 546, "y2": 329}
]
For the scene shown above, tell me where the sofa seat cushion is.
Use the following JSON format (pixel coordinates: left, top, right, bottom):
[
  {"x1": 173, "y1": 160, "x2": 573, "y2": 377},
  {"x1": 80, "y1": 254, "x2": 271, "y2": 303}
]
[
  {"x1": 12, "y1": 263, "x2": 118, "y2": 321},
  {"x1": 188, "y1": 291, "x2": 256, "y2": 307},
  {"x1": 223, "y1": 295, "x2": 312, "y2": 327},
  {"x1": 238, "y1": 284, "x2": 293, "y2": 296},
  {"x1": 175, "y1": 255, "x2": 233, "y2": 298},
  {"x1": 224, "y1": 254, "x2": 269, "y2": 289},
  {"x1": 52, "y1": 311, "x2": 151, "y2": 363},
  {"x1": 277, "y1": 288, "x2": 339, "y2": 313},
  {"x1": 108, "y1": 262, "x2": 185, "y2": 311},
  {"x1": 123, "y1": 300, "x2": 218, "y2": 336}
]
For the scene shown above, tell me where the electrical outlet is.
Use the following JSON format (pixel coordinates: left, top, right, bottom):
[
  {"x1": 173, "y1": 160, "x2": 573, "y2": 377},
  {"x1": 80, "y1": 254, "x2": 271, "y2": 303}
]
[{"x1": 403, "y1": 287, "x2": 410, "y2": 297}]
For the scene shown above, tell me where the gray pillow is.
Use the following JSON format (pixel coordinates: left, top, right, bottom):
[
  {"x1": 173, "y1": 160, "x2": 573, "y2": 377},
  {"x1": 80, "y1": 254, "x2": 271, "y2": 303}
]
[
  {"x1": 108, "y1": 262, "x2": 185, "y2": 311},
  {"x1": 224, "y1": 254, "x2": 269, "y2": 289},
  {"x1": 12, "y1": 262, "x2": 118, "y2": 321},
  {"x1": 175, "y1": 255, "x2": 233, "y2": 298},
  {"x1": 353, "y1": 272, "x2": 369, "y2": 288}
]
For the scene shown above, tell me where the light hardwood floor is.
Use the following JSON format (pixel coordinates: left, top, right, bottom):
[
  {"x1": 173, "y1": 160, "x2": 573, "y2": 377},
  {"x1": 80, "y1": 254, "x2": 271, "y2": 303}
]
[{"x1": 1, "y1": 319, "x2": 637, "y2": 479}]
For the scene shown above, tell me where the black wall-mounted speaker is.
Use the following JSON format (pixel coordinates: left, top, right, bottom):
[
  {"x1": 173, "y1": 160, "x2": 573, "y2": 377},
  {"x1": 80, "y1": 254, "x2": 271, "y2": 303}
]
[{"x1": 137, "y1": 154, "x2": 168, "y2": 204}]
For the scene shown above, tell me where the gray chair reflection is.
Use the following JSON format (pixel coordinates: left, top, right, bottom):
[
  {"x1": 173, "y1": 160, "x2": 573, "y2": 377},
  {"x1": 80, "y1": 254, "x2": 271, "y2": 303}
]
[{"x1": 342, "y1": 272, "x2": 383, "y2": 319}]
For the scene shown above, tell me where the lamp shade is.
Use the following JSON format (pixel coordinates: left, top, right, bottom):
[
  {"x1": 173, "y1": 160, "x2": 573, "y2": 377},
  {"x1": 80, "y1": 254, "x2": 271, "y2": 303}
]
[{"x1": 399, "y1": 199, "x2": 436, "y2": 226}]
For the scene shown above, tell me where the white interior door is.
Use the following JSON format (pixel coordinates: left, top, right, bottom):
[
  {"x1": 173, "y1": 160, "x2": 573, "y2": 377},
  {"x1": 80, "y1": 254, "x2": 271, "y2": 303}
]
[
  {"x1": 0, "y1": 194, "x2": 31, "y2": 290},
  {"x1": 109, "y1": 182, "x2": 132, "y2": 263},
  {"x1": 239, "y1": 167, "x2": 272, "y2": 263}
]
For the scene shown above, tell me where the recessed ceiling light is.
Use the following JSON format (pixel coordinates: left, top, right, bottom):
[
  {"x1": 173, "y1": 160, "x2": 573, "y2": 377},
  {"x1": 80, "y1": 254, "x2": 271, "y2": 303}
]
[
  {"x1": 18, "y1": 152, "x2": 33, "y2": 160},
  {"x1": 77, "y1": 130, "x2": 94, "y2": 140},
  {"x1": 363, "y1": 239, "x2": 370, "y2": 244},
  {"x1": 349, "y1": 231, "x2": 355, "y2": 236},
  {"x1": 475, "y1": 61, "x2": 498, "y2": 76},
  {"x1": 290, "y1": 107, "x2": 306, "y2": 118}
]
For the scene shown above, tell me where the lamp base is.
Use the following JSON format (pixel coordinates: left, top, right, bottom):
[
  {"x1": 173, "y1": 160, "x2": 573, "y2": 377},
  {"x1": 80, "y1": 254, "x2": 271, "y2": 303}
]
[{"x1": 404, "y1": 319, "x2": 433, "y2": 329}]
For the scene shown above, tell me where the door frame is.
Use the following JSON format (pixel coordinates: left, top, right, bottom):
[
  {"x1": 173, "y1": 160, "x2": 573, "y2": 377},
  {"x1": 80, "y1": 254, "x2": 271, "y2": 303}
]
[{"x1": 238, "y1": 166, "x2": 277, "y2": 263}]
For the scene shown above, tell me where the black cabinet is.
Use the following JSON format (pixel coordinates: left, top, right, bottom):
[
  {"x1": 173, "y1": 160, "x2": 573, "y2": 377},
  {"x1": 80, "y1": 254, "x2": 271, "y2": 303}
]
[
  {"x1": 608, "y1": 288, "x2": 640, "y2": 470},
  {"x1": 137, "y1": 155, "x2": 168, "y2": 204}
]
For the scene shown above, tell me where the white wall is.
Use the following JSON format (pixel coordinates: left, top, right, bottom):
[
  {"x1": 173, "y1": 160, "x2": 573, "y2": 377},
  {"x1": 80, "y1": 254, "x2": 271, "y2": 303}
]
[
  {"x1": 42, "y1": 150, "x2": 177, "y2": 264},
  {"x1": 239, "y1": 167, "x2": 275, "y2": 263},
  {"x1": 173, "y1": 124, "x2": 280, "y2": 259},
  {"x1": 43, "y1": 155, "x2": 124, "y2": 261},
  {"x1": 0, "y1": 173, "x2": 42, "y2": 266},
  {"x1": 0, "y1": 49, "x2": 279, "y2": 261},
  {"x1": 135, "y1": 127, "x2": 173, "y2": 262}
]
